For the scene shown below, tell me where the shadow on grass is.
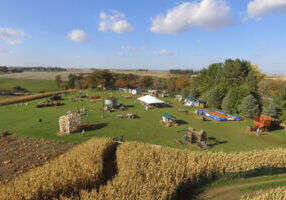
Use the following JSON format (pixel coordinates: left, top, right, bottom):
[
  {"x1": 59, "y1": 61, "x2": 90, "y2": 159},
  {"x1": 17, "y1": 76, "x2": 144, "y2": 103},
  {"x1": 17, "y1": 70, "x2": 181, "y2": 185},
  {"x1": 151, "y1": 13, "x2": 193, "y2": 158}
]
[
  {"x1": 81, "y1": 123, "x2": 108, "y2": 132},
  {"x1": 207, "y1": 137, "x2": 228, "y2": 148},
  {"x1": 176, "y1": 120, "x2": 188, "y2": 125},
  {"x1": 171, "y1": 167, "x2": 286, "y2": 200},
  {"x1": 87, "y1": 123, "x2": 108, "y2": 131}
]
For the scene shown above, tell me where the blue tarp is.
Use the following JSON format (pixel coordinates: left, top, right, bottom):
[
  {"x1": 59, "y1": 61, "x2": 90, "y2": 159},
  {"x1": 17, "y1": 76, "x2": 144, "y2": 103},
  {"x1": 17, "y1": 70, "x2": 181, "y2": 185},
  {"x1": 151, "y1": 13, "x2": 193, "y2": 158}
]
[{"x1": 196, "y1": 110, "x2": 242, "y2": 121}]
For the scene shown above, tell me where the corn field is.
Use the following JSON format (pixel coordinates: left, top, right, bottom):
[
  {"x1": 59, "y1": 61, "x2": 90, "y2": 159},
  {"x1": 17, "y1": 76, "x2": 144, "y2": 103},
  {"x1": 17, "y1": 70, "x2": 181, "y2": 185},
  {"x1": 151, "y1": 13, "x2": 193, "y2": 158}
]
[
  {"x1": 0, "y1": 138, "x2": 115, "y2": 200},
  {"x1": 78, "y1": 142, "x2": 286, "y2": 200},
  {"x1": 1, "y1": 139, "x2": 286, "y2": 200},
  {"x1": 241, "y1": 187, "x2": 286, "y2": 200},
  {"x1": 0, "y1": 89, "x2": 76, "y2": 106}
]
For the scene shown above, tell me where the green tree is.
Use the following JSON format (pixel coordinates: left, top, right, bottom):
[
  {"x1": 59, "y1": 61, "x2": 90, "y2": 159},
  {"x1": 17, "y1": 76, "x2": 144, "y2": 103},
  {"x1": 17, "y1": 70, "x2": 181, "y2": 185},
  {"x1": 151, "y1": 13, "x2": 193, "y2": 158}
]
[
  {"x1": 182, "y1": 88, "x2": 190, "y2": 97},
  {"x1": 222, "y1": 93, "x2": 231, "y2": 113},
  {"x1": 89, "y1": 70, "x2": 115, "y2": 89},
  {"x1": 189, "y1": 87, "x2": 199, "y2": 98},
  {"x1": 238, "y1": 95, "x2": 260, "y2": 118},
  {"x1": 221, "y1": 85, "x2": 252, "y2": 114},
  {"x1": 67, "y1": 74, "x2": 76, "y2": 88},
  {"x1": 206, "y1": 88, "x2": 225, "y2": 109},
  {"x1": 262, "y1": 103, "x2": 282, "y2": 120},
  {"x1": 55, "y1": 75, "x2": 62, "y2": 89}
]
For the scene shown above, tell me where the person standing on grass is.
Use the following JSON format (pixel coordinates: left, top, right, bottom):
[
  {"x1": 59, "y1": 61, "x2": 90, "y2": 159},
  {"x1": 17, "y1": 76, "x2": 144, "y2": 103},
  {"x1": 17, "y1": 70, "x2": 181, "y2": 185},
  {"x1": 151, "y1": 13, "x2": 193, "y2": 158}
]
[
  {"x1": 256, "y1": 128, "x2": 260, "y2": 136},
  {"x1": 81, "y1": 129, "x2": 86, "y2": 136}
]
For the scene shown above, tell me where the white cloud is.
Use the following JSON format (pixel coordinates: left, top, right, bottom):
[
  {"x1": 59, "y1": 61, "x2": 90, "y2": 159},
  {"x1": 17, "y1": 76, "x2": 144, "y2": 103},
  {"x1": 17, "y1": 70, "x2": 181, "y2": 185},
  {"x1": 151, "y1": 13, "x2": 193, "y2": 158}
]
[
  {"x1": 140, "y1": 45, "x2": 148, "y2": 50},
  {"x1": 248, "y1": 0, "x2": 286, "y2": 20},
  {"x1": 115, "y1": 52, "x2": 126, "y2": 56},
  {"x1": 150, "y1": 0, "x2": 234, "y2": 35},
  {"x1": 0, "y1": 47, "x2": 12, "y2": 54},
  {"x1": 121, "y1": 45, "x2": 136, "y2": 50},
  {"x1": 67, "y1": 29, "x2": 87, "y2": 43},
  {"x1": 99, "y1": 10, "x2": 134, "y2": 34},
  {"x1": 0, "y1": 27, "x2": 25, "y2": 45},
  {"x1": 153, "y1": 49, "x2": 174, "y2": 57}
]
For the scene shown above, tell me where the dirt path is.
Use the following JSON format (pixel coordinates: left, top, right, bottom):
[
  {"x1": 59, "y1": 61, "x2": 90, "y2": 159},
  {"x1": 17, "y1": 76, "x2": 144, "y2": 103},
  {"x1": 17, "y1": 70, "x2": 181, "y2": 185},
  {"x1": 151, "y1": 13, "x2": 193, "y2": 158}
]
[{"x1": 196, "y1": 177, "x2": 286, "y2": 200}]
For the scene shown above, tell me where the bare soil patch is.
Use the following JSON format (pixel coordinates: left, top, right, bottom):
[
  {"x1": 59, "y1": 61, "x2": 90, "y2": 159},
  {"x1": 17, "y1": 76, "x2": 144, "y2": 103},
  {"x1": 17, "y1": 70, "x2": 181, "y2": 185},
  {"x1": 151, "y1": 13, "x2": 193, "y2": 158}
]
[{"x1": 0, "y1": 135, "x2": 75, "y2": 184}]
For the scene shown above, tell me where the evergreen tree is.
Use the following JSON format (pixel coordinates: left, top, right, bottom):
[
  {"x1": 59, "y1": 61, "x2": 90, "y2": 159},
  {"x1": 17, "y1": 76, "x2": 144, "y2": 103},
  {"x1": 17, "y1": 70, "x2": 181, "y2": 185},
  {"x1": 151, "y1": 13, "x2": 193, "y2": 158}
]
[
  {"x1": 238, "y1": 95, "x2": 260, "y2": 118},
  {"x1": 189, "y1": 88, "x2": 199, "y2": 98},
  {"x1": 206, "y1": 88, "x2": 224, "y2": 109},
  {"x1": 262, "y1": 103, "x2": 282, "y2": 120},
  {"x1": 221, "y1": 85, "x2": 251, "y2": 114},
  {"x1": 182, "y1": 88, "x2": 190, "y2": 97},
  {"x1": 222, "y1": 93, "x2": 231, "y2": 113}
]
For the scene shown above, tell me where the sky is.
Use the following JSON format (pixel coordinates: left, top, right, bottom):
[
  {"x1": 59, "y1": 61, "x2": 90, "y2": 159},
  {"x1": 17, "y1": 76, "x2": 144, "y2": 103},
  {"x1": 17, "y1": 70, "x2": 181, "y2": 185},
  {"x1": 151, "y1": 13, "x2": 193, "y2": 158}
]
[{"x1": 0, "y1": 0, "x2": 286, "y2": 74}]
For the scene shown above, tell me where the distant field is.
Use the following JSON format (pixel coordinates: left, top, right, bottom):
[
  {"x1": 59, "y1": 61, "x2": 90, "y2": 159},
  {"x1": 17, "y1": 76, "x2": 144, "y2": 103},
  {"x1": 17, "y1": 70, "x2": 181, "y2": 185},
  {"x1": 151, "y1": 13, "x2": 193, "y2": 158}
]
[
  {"x1": 0, "y1": 90, "x2": 285, "y2": 152},
  {"x1": 0, "y1": 69, "x2": 175, "y2": 80},
  {"x1": 0, "y1": 70, "x2": 92, "y2": 81},
  {"x1": 265, "y1": 75, "x2": 286, "y2": 81},
  {"x1": 0, "y1": 78, "x2": 58, "y2": 93}
]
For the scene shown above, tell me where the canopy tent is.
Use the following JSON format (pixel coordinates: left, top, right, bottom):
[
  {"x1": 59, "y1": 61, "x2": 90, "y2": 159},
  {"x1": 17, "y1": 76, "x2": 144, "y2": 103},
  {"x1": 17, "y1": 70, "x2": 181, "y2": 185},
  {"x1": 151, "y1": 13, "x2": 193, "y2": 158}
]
[
  {"x1": 163, "y1": 113, "x2": 175, "y2": 120},
  {"x1": 138, "y1": 95, "x2": 164, "y2": 105}
]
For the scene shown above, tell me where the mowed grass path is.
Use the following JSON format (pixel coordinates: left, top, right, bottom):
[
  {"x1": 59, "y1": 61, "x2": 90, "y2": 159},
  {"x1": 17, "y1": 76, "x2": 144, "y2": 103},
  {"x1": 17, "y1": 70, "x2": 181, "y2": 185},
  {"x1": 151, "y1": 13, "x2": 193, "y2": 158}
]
[
  {"x1": 0, "y1": 90, "x2": 285, "y2": 152},
  {"x1": 0, "y1": 78, "x2": 58, "y2": 93}
]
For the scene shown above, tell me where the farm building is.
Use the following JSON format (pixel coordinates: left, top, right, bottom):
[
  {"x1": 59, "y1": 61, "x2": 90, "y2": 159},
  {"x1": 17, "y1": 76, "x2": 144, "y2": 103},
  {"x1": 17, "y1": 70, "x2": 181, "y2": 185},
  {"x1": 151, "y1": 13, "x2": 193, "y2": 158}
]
[
  {"x1": 59, "y1": 112, "x2": 81, "y2": 134},
  {"x1": 138, "y1": 95, "x2": 165, "y2": 109},
  {"x1": 105, "y1": 97, "x2": 118, "y2": 107},
  {"x1": 183, "y1": 96, "x2": 206, "y2": 108}
]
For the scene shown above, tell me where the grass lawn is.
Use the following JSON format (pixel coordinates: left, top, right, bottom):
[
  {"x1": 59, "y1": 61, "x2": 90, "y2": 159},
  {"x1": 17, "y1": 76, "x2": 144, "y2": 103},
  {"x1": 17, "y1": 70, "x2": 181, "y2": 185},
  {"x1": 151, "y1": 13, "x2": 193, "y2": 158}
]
[
  {"x1": 0, "y1": 78, "x2": 58, "y2": 93},
  {"x1": 0, "y1": 89, "x2": 285, "y2": 152}
]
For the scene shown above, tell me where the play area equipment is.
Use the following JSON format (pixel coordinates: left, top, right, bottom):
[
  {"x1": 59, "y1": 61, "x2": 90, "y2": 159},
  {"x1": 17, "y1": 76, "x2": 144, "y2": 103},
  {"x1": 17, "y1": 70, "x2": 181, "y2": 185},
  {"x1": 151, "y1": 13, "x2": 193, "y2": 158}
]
[
  {"x1": 251, "y1": 115, "x2": 272, "y2": 132},
  {"x1": 138, "y1": 95, "x2": 165, "y2": 110},
  {"x1": 105, "y1": 97, "x2": 118, "y2": 108},
  {"x1": 36, "y1": 99, "x2": 63, "y2": 108},
  {"x1": 161, "y1": 113, "x2": 178, "y2": 127},
  {"x1": 196, "y1": 110, "x2": 242, "y2": 122},
  {"x1": 117, "y1": 113, "x2": 137, "y2": 119},
  {"x1": 176, "y1": 127, "x2": 207, "y2": 149},
  {"x1": 90, "y1": 96, "x2": 101, "y2": 102},
  {"x1": 59, "y1": 112, "x2": 81, "y2": 135}
]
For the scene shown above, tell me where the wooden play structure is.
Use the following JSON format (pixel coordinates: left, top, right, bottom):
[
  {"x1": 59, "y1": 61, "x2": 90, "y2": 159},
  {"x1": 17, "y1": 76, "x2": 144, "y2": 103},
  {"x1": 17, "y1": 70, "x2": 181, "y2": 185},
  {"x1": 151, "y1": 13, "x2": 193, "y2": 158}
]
[
  {"x1": 177, "y1": 127, "x2": 207, "y2": 149},
  {"x1": 251, "y1": 115, "x2": 272, "y2": 132},
  {"x1": 59, "y1": 112, "x2": 81, "y2": 135}
]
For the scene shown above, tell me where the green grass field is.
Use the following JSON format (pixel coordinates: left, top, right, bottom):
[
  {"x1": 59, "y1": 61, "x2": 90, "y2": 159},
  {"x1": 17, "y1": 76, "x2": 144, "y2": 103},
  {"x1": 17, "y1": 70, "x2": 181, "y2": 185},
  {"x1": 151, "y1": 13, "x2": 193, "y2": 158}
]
[
  {"x1": 0, "y1": 78, "x2": 58, "y2": 93},
  {"x1": 0, "y1": 89, "x2": 285, "y2": 152}
]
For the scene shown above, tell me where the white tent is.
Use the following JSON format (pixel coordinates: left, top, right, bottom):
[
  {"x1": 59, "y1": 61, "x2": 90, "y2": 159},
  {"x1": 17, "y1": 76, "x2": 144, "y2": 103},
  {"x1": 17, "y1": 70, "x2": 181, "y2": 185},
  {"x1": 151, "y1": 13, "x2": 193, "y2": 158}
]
[{"x1": 137, "y1": 95, "x2": 164, "y2": 105}]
